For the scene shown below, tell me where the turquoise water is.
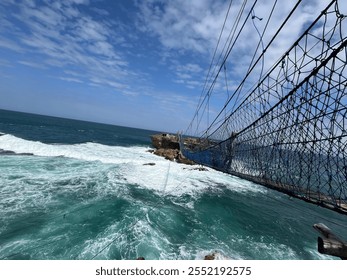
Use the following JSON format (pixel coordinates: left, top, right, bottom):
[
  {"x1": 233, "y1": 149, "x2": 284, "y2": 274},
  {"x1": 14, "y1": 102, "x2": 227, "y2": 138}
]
[{"x1": 0, "y1": 109, "x2": 346, "y2": 260}]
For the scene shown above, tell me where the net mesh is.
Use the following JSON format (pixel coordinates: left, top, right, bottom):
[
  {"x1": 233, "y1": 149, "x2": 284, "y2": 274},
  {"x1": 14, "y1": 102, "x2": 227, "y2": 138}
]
[{"x1": 183, "y1": 1, "x2": 347, "y2": 214}]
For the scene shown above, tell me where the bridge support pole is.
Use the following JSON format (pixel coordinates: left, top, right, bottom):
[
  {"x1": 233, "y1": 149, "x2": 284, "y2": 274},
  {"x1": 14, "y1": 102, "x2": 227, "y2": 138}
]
[{"x1": 313, "y1": 223, "x2": 347, "y2": 260}]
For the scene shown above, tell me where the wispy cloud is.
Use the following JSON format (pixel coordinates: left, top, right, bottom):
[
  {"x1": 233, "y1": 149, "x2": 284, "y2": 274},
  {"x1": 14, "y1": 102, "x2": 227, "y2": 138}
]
[
  {"x1": 0, "y1": 0, "x2": 137, "y2": 92},
  {"x1": 0, "y1": 36, "x2": 25, "y2": 53},
  {"x1": 171, "y1": 62, "x2": 205, "y2": 89},
  {"x1": 18, "y1": 60, "x2": 47, "y2": 69},
  {"x1": 137, "y1": 0, "x2": 338, "y2": 119},
  {"x1": 1, "y1": 0, "x2": 342, "y2": 132},
  {"x1": 136, "y1": 0, "x2": 229, "y2": 54},
  {"x1": 137, "y1": 0, "x2": 333, "y2": 83},
  {"x1": 0, "y1": 58, "x2": 11, "y2": 67},
  {"x1": 58, "y1": 76, "x2": 83, "y2": 83}
]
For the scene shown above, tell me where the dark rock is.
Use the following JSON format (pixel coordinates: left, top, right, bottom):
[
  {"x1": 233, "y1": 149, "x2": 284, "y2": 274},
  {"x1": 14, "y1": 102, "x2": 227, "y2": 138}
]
[
  {"x1": 204, "y1": 251, "x2": 230, "y2": 260},
  {"x1": 177, "y1": 152, "x2": 195, "y2": 165},
  {"x1": 0, "y1": 149, "x2": 16, "y2": 155},
  {"x1": 204, "y1": 253, "x2": 216, "y2": 260},
  {"x1": 0, "y1": 149, "x2": 33, "y2": 156},
  {"x1": 150, "y1": 134, "x2": 180, "y2": 150},
  {"x1": 150, "y1": 133, "x2": 196, "y2": 166},
  {"x1": 143, "y1": 163, "x2": 156, "y2": 166},
  {"x1": 183, "y1": 166, "x2": 208, "y2": 171},
  {"x1": 193, "y1": 166, "x2": 208, "y2": 171},
  {"x1": 153, "y1": 148, "x2": 178, "y2": 161}
]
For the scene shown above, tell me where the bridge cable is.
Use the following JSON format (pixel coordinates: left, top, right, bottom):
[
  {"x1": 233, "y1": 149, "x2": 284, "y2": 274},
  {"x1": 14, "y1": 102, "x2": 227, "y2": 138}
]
[
  {"x1": 191, "y1": 0, "x2": 255, "y2": 136},
  {"x1": 186, "y1": 0, "x2": 235, "y2": 135},
  {"x1": 201, "y1": 0, "x2": 304, "y2": 139}
]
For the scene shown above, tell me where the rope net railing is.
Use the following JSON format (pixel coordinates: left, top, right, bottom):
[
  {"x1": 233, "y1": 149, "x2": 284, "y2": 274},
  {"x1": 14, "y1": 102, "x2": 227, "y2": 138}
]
[{"x1": 182, "y1": 0, "x2": 347, "y2": 214}]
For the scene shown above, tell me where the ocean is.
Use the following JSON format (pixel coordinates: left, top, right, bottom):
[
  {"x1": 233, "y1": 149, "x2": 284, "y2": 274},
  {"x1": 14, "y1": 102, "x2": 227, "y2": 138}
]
[{"x1": 0, "y1": 109, "x2": 346, "y2": 260}]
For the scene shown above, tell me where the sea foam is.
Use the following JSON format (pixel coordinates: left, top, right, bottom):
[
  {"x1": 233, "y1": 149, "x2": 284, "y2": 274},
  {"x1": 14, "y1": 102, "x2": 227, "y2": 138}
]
[{"x1": 0, "y1": 133, "x2": 266, "y2": 198}]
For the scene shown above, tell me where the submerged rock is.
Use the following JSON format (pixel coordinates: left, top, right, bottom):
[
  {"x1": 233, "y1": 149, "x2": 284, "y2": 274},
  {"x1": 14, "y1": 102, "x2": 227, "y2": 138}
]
[
  {"x1": 0, "y1": 149, "x2": 15, "y2": 155},
  {"x1": 184, "y1": 166, "x2": 209, "y2": 171},
  {"x1": 0, "y1": 149, "x2": 33, "y2": 156}
]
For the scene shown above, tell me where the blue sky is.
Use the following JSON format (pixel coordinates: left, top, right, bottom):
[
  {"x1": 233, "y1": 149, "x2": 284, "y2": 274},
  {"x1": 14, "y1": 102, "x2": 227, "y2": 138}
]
[{"x1": 0, "y1": 0, "x2": 341, "y2": 132}]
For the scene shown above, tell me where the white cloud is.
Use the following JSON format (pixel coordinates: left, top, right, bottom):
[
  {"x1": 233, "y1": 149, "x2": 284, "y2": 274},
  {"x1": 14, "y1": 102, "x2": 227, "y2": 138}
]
[
  {"x1": 74, "y1": 17, "x2": 109, "y2": 42},
  {"x1": 91, "y1": 7, "x2": 110, "y2": 17},
  {"x1": 18, "y1": 60, "x2": 47, "y2": 69},
  {"x1": 137, "y1": 0, "x2": 334, "y2": 80},
  {"x1": 58, "y1": 76, "x2": 83, "y2": 83},
  {"x1": 137, "y1": 0, "x2": 228, "y2": 54},
  {"x1": 0, "y1": 36, "x2": 24, "y2": 52},
  {"x1": 171, "y1": 62, "x2": 205, "y2": 89},
  {"x1": 0, "y1": 0, "x2": 138, "y2": 94},
  {"x1": 0, "y1": 0, "x2": 342, "y2": 132},
  {"x1": 177, "y1": 63, "x2": 203, "y2": 73},
  {"x1": 136, "y1": 0, "x2": 341, "y2": 133},
  {"x1": 64, "y1": 0, "x2": 90, "y2": 5}
]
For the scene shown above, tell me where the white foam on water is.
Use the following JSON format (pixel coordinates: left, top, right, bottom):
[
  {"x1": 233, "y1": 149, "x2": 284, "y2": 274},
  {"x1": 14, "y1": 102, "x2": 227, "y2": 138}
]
[
  {"x1": 254, "y1": 242, "x2": 298, "y2": 259},
  {"x1": 0, "y1": 158, "x2": 107, "y2": 221},
  {"x1": 119, "y1": 159, "x2": 267, "y2": 198},
  {"x1": 0, "y1": 133, "x2": 267, "y2": 200},
  {"x1": 305, "y1": 247, "x2": 335, "y2": 260},
  {"x1": 0, "y1": 238, "x2": 31, "y2": 259},
  {"x1": 0, "y1": 133, "x2": 153, "y2": 164},
  {"x1": 0, "y1": 134, "x2": 272, "y2": 260},
  {"x1": 132, "y1": 219, "x2": 175, "y2": 260},
  {"x1": 0, "y1": 176, "x2": 54, "y2": 219},
  {"x1": 235, "y1": 234, "x2": 299, "y2": 260},
  {"x1": 1, "y1": 133, "x2": 341, "y2": 260},
  {"x1": 77, "y1": 217, "x2": 141, "y2": 260},
  {"x1": 78, "y1": 215, "x2": 175, "y2": 260}
]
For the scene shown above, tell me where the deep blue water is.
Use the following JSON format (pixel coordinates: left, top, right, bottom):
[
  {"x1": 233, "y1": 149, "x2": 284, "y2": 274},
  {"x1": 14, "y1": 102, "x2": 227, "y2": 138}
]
[
  {"x1": 0, "y1": 109, "x2": 157, "y2": 146},
  {"x1": 0, "y1": 109, "x2": 346, "y2": 260}
]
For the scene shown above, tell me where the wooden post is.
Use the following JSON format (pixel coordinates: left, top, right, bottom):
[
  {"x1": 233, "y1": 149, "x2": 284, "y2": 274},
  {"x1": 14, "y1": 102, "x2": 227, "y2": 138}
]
[{"x1": 313, "y1": 223, "x2": 347, "y2": 260}]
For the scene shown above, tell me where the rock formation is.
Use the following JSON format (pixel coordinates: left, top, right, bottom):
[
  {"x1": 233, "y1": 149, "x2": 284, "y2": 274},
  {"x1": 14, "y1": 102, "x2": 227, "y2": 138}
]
[
  {"x1": 149, "y1": 134, "x2": 195, "y2": 165},
  {"x1": 0, "y1": 149, "x2": 33, "y2": 156},
  {"x1": 204, "y1": 253, "x2": 216, "y2": 260}
]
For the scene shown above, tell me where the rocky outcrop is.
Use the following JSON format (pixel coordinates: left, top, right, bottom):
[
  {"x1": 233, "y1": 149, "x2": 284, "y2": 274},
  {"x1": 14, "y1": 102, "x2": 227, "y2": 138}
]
[
  {"x1": 149, "y1": 133, "x2": 195, "y2": 165},
  {"x1": 0, "y1": 149, "x2": 33, "y2": 156},
  {"x1": 204, "y1": 251, "x2": 229, "y2": 260},
  {"x1": 204, "y1": 253, "x2": 216, "y2": 260},
  {"x1": 153, "y1": 148, "x2": 178, "y2": 161},
  {"x1": 150, "y1": 134, "x2": 180, "y2": 150}
]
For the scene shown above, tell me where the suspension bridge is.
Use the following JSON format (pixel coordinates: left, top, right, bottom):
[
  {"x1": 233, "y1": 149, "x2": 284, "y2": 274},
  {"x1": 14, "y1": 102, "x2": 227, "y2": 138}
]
[{"x1": 181, "y1": 0, "x2": 347, "y2": 214}]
